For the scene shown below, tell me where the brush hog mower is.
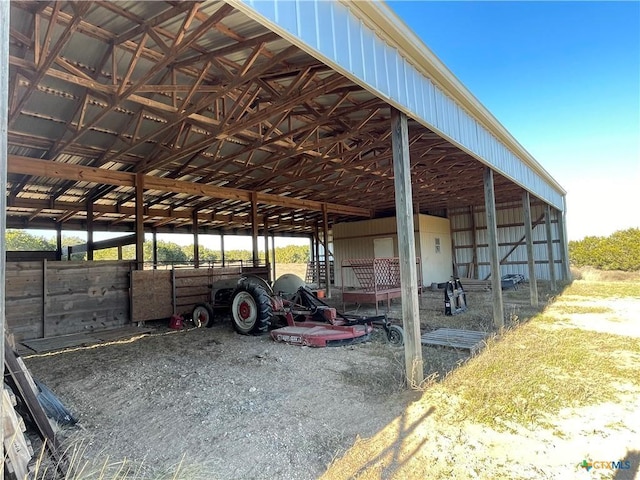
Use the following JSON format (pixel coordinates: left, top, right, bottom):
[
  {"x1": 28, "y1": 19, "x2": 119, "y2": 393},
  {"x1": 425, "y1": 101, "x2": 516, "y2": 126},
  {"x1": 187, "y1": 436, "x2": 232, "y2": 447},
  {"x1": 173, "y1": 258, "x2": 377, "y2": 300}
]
[{"x1": 190, "y1": 275, "x2": 403, "y2": 347}]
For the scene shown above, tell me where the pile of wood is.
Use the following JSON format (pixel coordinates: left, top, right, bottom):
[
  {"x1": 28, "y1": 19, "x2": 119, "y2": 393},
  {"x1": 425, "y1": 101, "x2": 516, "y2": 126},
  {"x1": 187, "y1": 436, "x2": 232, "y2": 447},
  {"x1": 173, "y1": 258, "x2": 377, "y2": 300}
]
[
  {"x1": 3, "y1": 339, "x2": 66, "y2": 478},
  {"x1": 458, "y1": 278, "x2": 491, "y2": 292}
]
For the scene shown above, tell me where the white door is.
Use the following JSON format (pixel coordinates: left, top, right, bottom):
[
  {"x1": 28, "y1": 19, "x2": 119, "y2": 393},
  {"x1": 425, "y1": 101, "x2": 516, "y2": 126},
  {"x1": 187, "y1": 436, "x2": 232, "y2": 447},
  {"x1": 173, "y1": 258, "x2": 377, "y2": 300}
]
[{"x1": 373, "y1": 237, "x2": 394, "y2": 258}]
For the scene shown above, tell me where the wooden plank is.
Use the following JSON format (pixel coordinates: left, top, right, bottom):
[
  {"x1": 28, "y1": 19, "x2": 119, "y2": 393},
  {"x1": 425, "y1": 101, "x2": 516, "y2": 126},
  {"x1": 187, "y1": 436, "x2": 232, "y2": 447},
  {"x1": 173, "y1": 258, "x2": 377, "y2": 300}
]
[
  {"x1": 131, "y1": 269, "x2": 172, "y2": 322},
  {"x1": 421, "y1": 328, "x2": 488, "y2": 355},
  {"x1": 3, "y1": 388, "x2": 32, "y2": 479},
  {"x1": 8, "y1": 155, "x2": 371, "y2": 217},
  {"x1": 5, "y1": 340, "x2": 64, "y2": 468},
  {"x1": 545, "y1": 204, "x2": 557, "y2": 291},
  {"x1": 136, "y1": 173, "x2": 145, "y2": 269},
  {"x1": 483, "y1": 168, "x2": 504, "y2": 329},
  {"x1": 391, "y1": 108, "x2": 423, "y2": 388}
]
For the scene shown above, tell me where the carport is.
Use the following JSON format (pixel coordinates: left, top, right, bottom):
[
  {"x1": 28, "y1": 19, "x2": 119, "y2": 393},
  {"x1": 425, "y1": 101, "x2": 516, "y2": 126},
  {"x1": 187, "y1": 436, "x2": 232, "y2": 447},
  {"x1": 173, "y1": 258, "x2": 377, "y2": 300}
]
[{"x1": 1, "y1": 0, "x2": 568, "y2": 399}]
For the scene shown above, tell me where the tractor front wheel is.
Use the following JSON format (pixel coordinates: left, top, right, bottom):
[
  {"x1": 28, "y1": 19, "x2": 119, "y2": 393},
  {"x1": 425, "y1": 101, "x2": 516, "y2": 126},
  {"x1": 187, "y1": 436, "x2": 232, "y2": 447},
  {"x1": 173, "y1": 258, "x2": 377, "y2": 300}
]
[
  {"x1": 192, "y1": 303, "x2": 214, "y2": 328},
  {"x1": 231, "y1": 283, "x2": 272, "y2": 335}
]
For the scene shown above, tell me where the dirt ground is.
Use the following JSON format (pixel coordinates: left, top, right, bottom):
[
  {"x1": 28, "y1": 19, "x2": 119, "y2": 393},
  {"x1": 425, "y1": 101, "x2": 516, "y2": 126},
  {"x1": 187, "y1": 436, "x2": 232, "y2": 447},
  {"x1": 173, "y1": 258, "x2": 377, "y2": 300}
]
[{"x1": 22, "y1": 283, "x2": 555, "y2": 478}]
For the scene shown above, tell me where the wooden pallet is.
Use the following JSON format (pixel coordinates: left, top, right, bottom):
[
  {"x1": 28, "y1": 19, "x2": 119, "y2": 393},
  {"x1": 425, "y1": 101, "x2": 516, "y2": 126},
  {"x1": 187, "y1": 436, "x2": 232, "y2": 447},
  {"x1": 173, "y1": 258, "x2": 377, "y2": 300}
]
[{"x1": 421, "y1": 328, "x2": 489, "y2": 355}]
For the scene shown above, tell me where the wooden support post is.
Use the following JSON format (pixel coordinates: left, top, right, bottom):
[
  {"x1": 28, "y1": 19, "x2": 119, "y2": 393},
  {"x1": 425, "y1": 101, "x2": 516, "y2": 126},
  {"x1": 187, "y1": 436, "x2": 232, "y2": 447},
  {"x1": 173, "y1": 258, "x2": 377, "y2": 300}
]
[
  {"x1": 117, "y1": 245, "x2": 123, "y2": 260},
  {"x1": 557, "y1": 200, "x2": 570, "y2": 281},
  {"x1": 271, "y1": 234, "x2": 276, "y2": 279},
  {"x1": 86, "y1": 201, "x2": 94, "y2": 260},
  {"x1": 391, "y1": 108, "x2": 423, "y2": 388},
  {"x1": 193, "y1": 210, "x2": 199, "y2": 268},
  {"x1": 470, "y1": 206, "x2": 478, "y2": 279},
  {"x1": 263, "y1": 215, "x2": 270, "y2": 282},
  {"x1": 483, "y1": 167, "x2": 504, "y2": 329},
  {"x1": 55, "y1": 223, "x2": 62, "y2": 260},
  {"x1": 42, "y1": 259, "x2": 47, "y2": 337},
  {"x1": 221, "y1": 233, "x2": 225, "y2": 267},
  {"x1": 135, "y1": 173, "x2": 145, "y2": 270},
  {"x1": 322, "y1": 203, "x2": 331, "y2": 298},
  {"x1": 545, "y1": 204, "x2": 557, "y2": 291},
  {"x1": 152, "y1": 230, "x2": 157, "y2": 269},
  {"x1": 251, "y1": 192, "x2": 259, "y2": 267},
  {"x1": 314, "y1": 221, "x2": 321, "y2": 286},
  {"x1": 1, "y1": 0, "x2": 9, "y2": 445},
  {"x1": 522, "y1": 192, "x2": 539, "y2": 307}
]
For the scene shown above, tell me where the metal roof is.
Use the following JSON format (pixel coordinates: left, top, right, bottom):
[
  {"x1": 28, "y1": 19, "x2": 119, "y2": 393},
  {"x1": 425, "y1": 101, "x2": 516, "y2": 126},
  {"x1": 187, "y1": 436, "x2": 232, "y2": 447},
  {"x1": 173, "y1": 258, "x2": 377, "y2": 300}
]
[{"x1": 6, "y1": 0, "x2": 566, "y2": 236}]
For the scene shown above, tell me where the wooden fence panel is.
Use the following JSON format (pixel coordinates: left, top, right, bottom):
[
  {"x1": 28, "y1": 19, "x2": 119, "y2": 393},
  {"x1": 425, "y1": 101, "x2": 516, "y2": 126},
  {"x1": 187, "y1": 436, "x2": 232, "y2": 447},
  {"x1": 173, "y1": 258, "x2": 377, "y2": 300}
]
[{"x1": 5, "y1": 260, "x2": 133, "y2": 341}]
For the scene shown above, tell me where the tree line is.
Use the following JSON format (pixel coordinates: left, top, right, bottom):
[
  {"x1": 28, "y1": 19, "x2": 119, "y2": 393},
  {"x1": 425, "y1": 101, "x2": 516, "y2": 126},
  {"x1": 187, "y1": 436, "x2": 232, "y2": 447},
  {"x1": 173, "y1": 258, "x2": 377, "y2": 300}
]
[
  {"x1": 5, "y1": 230, "x2": 310, "y2": 264},
  {"x1": 569, "y1": 228, "x2": 640, "y2": 271}
]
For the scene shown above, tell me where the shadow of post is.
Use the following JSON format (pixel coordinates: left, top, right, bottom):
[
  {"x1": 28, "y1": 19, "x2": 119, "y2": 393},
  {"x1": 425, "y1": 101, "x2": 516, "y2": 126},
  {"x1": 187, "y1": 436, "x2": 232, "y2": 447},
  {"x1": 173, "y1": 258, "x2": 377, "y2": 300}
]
[{"x1": 614, "y1": 450, "x2": 640, "y2": 480}]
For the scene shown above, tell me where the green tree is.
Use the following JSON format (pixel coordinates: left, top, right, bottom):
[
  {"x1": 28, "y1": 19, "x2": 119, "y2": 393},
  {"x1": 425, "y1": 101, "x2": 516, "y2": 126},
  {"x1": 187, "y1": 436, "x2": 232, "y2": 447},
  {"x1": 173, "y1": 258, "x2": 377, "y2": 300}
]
[
  {"x1": 569, "y1": 228, "x2": 640, "y2": 271},
  {"x1": 275, "y1": 245, "x2": 310, "y2": 263},
  {"x1": 6, "y1": 230, "x2": 55, "y2": 251}
]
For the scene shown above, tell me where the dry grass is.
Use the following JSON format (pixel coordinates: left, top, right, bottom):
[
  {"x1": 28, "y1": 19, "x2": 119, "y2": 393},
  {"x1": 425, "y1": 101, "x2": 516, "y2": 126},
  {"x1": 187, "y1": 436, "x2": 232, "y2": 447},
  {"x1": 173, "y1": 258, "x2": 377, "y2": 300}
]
[
  {"x1": 323, "y1": 272, "x2": 640, "y2": 479},
  {"x1": 443, "y1": 321, "x2": 640, "y2": 430},
  {"x1": 273, "y1": 263, "x2": 307, "y2": 280}
]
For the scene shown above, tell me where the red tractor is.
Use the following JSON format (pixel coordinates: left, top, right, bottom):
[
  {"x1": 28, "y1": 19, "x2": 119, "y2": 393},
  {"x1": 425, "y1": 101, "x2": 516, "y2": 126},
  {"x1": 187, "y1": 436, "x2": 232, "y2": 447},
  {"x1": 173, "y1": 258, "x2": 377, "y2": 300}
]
[{"x1": 191, "y1": 275, "x2": 404, "y2": 347}]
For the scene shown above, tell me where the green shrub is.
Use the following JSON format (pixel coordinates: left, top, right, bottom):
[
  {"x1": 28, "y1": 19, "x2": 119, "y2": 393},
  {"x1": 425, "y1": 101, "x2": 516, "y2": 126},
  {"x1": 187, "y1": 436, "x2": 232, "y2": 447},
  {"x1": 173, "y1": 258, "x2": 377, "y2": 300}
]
[{"x1": 569, "y1": 228, "x2": 640, "y2": 271}]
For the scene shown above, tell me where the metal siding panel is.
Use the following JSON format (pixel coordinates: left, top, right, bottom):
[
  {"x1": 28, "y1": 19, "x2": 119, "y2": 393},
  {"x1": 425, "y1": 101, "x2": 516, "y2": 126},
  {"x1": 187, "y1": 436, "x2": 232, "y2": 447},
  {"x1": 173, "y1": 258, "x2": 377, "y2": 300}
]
[
  {"x1": 240, "y1": 0, "x2": 564, "y2": 209},
  {"x1": 374, "y1": 34, "x2": 388, "y2": 95},
  {"x1": 348, "y1": 15, "x2": 364, "y2": 79},
  {"x1": 362, "y1": 27, "x2": 376, "y2": 87},
  {"x1": 316, "y1": 0, "x2": 335, "y2": 60}
]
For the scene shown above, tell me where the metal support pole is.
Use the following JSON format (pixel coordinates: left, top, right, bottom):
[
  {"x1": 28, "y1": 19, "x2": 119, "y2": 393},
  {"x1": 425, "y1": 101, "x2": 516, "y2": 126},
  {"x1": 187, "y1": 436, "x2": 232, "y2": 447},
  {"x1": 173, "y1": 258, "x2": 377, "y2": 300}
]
[
  {"x1": 1, "y1": 0, "x2": 10, "y2": 444},
  {"x1": 522, "y1": 192, "x2": 539, "y2": 307},
  {"x1": 545, "y1": 204, "x2": 557, "y2": 291},
  {"x1": 483, "y1": 167, "x2": 504, "y2": 329},
  {"x1": 391, "y1": 108, "x2": 423, "y2": 388}
]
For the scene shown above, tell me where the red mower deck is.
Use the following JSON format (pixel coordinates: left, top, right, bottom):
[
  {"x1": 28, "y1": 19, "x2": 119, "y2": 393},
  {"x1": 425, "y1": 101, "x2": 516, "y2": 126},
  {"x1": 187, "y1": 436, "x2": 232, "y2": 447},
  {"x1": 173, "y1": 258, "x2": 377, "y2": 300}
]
[{"x1": 271, "y1": 322, "x2": 373, "y2": 347}]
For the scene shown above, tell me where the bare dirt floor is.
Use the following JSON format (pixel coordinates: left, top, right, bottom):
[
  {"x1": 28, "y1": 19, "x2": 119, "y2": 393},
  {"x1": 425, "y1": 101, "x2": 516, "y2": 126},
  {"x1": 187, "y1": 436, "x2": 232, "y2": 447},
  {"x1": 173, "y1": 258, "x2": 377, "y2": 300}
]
[{"x1": 23, "y1": 283, "x2": 566, "y2": 479}]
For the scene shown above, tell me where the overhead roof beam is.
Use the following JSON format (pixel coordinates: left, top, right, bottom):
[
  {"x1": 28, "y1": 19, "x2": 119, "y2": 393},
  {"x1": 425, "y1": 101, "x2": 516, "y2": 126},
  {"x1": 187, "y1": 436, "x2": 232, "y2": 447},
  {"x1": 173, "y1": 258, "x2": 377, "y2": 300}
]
[{"x1": 8, "y1": 155, "x2": 371, "y2": 218}]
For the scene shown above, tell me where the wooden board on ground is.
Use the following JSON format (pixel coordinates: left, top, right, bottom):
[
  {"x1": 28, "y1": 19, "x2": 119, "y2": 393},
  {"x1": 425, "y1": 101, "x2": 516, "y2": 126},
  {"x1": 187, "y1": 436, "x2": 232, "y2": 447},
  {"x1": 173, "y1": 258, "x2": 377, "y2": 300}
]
[
  {"x1": 421, "y1": 328, "x2": 489, "y2": 355},
  {"x1": 20, "y1": 326, "x2": 152, "y2": 354}
]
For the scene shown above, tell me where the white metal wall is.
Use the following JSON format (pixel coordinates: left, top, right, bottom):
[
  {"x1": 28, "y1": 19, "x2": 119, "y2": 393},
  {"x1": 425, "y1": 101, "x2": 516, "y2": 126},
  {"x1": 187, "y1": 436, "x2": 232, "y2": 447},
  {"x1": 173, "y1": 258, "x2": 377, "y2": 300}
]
[
  {"x1": 236, "y1": 0, "x2": 565, "y2": 210},
  {"x1": 333, "y1": 214, "x2": 452, "y2": 287},
  {"x1": 450, "y1": 203, "x2": 562, "y2": 281}
]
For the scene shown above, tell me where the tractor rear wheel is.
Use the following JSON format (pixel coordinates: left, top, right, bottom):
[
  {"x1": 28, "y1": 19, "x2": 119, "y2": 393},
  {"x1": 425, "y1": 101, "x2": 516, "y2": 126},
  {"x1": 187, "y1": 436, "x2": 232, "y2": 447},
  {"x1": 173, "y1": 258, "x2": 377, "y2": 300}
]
[
  {"x1": 192, "y1": 303, "x2": 214, "y2": 328},
  {"x1": 231, "y1": 282, "x2": 272, "y2": 335}
]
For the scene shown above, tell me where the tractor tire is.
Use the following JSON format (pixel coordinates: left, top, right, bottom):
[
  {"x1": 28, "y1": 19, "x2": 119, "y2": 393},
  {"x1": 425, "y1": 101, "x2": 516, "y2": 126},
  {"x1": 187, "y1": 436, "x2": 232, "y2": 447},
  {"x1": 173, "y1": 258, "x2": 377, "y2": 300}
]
[
  {"x1": 231, "y1": 282, "x2": 272, "y2": 335},
  {"x1": 386, "y1": 325, "x2": 404, "y2": 346},
  {"x1": 192, "y1": 303, "x2": 215, "y2": 328}
]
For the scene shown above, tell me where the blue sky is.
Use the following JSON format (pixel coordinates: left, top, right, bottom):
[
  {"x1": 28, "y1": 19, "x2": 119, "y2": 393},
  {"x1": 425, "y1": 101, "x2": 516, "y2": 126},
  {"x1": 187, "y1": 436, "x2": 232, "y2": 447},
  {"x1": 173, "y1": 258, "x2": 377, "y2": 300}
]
[{"x1": 388, "y1": 1, "x2": 640, "y2": 240}]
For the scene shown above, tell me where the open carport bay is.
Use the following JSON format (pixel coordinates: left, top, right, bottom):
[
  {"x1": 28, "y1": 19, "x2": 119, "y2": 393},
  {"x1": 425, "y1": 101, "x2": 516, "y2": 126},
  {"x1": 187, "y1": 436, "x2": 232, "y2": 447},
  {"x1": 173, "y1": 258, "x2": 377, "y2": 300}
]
[{"x1": 21, "y1": 286, "x2": 546, "y2": 479}]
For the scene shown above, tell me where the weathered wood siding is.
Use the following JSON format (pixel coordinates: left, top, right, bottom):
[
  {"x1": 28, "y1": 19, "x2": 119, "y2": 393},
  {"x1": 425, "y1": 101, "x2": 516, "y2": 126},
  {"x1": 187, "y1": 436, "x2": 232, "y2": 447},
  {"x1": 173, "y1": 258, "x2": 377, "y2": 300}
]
[
  {"x1": 5, "y1": 260, "x2": 133, "y2": 341},
  {"x1": 130, "y1": 266, "x2": 254, "y2": 322}
]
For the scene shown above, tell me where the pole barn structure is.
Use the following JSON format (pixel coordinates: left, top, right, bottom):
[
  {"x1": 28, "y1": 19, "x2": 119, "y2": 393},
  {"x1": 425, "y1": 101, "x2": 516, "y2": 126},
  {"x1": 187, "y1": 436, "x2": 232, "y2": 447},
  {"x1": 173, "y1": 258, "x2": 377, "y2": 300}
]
[{"x1": 2, "y1": 0, "x2": 568, "y2": 399}]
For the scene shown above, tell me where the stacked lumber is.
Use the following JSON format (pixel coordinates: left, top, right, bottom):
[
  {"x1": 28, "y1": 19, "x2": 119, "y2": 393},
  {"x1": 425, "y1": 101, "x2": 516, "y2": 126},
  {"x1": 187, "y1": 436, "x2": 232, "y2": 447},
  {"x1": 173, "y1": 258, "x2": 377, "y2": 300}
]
[
  {"x1": 458, "y1": 278, "x2": 491, "y2": 292},
  {"x1": 3, "y1": 386, "x2": 34, "y2": 479}
]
